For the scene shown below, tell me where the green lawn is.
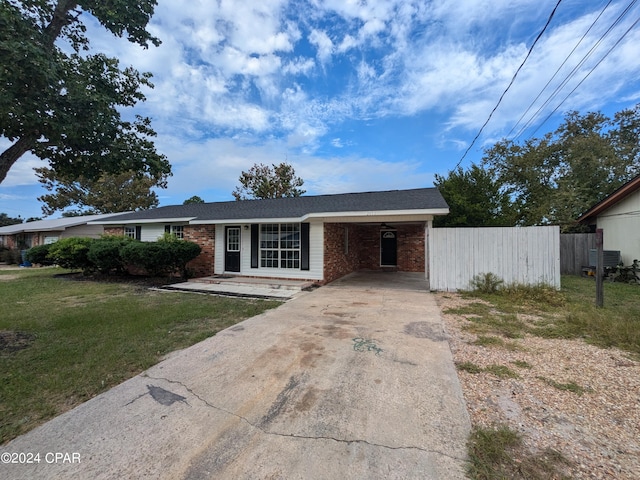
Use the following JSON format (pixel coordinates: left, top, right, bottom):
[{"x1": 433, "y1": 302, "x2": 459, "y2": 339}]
[{"x1": 0, "y1": 268, "x2": 280, "y2": 444}]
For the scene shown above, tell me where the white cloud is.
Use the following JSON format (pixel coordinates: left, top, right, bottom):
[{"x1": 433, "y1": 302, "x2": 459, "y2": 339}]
[{"x1": 309, "y1": 29, "x2": 334, "y2": 64}]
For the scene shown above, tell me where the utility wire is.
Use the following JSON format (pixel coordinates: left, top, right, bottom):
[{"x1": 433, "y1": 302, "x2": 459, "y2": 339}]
[
  {"x1": 526, "y1": 13, "x2": 640, "y2": 139},
  {"x1": 514, "y1": 0, "x2": 638, "y2": 140},
  {"x1": 454, "y1": 0, "x2": 563, "y2": 169},
  {"x1": 506, "y1": 0, "x2": 613, "y2": 139}
]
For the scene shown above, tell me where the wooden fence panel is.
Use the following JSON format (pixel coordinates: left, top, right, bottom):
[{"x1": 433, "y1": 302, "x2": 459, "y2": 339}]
[
  {"x1": 559, "y1": 233, "x2": 596, "y2": 275},
  {"x1": 429, "y1": 226, "x2": 560, "y2": 291}
]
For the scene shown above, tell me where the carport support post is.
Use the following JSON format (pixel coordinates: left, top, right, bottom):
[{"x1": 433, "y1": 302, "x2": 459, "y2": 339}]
[
  {"x1": 424, "y1": 220, "x2": 431, "y2": 290},
  {"x1": 596, "y1": 228, "x2": 604, "y2": 308}
]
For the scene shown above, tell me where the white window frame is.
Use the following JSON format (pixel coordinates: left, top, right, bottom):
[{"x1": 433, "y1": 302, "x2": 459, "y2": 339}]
[
  {"x1": 124, "y1": 226, "x2": 136, "y2": 239},
  {"x1": 260, "y1": 223, "x2": 300, "y2": 269}
]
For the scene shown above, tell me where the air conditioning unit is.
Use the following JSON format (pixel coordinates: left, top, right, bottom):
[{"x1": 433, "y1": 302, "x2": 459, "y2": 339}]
[{"x1": 588, "y1": 249, "x2": 621, "y2": 268}]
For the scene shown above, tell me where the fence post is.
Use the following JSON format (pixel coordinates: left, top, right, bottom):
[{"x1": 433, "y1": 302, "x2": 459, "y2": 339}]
[{"x1": 596, "y1": 228, "x2": 604, "y2": 308}]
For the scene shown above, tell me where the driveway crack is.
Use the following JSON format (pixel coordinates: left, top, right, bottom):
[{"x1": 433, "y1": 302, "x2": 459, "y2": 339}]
[{"x1": 141, "y1": 374, "x2": 467, "y2": 462}]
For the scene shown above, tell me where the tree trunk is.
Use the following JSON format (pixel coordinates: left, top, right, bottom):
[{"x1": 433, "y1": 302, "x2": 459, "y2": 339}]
[{"x1": 0, "y1": 134, "x2": 39, "y2": 184}]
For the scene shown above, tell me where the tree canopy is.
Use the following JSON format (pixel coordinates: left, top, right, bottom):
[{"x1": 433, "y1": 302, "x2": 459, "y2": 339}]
[
  {"x1": 0, "y1": 0, "x2": 170, "y2": 184},
  {"x1": 183, "y1": 195, "x2": 205, "y2": 204},
  {"x1": 481, "y1": 105, "x2": 640, "y2": 230},
  {"x1": 233, "y1": 162, "x2": 305, "y2": 200},
  {"x1": 433, "y1": 105, "x2": 640, "y2": 230},
  {"x1": 0, "y1": 212, "x2": 23, "y2": 227},
  {"x1": 433, "y1": 164, "x2": 516, "y2": 227},
  {"x1": 36, "y1": 167, "x2": 163, "y2": 216}
]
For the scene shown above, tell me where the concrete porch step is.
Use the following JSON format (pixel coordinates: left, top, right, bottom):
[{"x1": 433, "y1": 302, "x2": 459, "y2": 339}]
[{"x1": 190, "y1": 276, "x2": 316, "y2": 292}]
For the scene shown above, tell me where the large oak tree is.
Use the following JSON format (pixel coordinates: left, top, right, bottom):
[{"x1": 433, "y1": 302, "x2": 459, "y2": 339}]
[
  {"x1": 0, "y1": 0, "x2": 170, "y2": 183},
  {"x1": 36, "y1": 167, "x2": 162, "y2": 215}
]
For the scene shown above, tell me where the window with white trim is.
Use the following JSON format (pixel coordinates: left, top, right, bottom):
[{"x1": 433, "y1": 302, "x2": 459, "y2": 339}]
[
  {"x1": 124, "y1": 226, "x2": 136, "y2": 239},
  {"x1": 164, "y1": 225, "x2": 184, "y2": 239},
  {"x1": 260, "y1": 223, "x2": 300, "y2": 269}
]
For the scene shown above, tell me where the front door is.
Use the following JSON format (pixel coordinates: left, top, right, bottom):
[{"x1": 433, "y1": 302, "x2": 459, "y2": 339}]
[
  {"x1": 380, "y1": 230, "x2": 397, "y2": 266},
  {"x1": 225, "y1": 226, "x2": 241, "y2": 272}
]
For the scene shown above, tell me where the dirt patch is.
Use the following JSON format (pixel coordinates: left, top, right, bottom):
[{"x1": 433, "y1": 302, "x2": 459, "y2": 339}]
[
  {"x1": 404, "y1": 321, "x2": 449, "y2": 341},
  {"x1": 0, "y1": 330, "x2": 36, "y2": 354},
  {"x1": 0, "y1": 274, "x2": 20, "y2": 281}
]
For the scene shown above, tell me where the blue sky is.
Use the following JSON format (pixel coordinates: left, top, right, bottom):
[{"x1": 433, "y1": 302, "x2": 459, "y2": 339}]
[{"x1": 2, "y1": 0, "x2": 640, "y2": 219}]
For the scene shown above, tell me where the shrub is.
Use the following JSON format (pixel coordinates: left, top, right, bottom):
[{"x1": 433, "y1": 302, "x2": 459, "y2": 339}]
[
  {"x1": 87, "y1": 236, "x2": 133, "y2": 274},
  {"x1": 1, "y1": 246, "x2": 21, "y2": 264},
  {"x1": 121, "y1": 239, "x2": 201, "y2": 278},
  {"x1": 470, "y1": 272, "x2": 504, "y2": 293},
  {"x1": 47, "y1": 237, "x2": 94, "y2": 272},
  {"x1": 25, "y1": 244, "x2": 54, "y2": 266}
]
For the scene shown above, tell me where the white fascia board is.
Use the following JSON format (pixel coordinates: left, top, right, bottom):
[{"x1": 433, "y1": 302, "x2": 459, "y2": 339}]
[
  {"x1": 92, "y1": 217, "x2": 197, "y2": 225},
  {"x1": 194, "y1": 217, "x2": 303, "y2": 225},
  {"x1": 302, "y1": 208, "x2": 450, "y2": 220},
  {"x1": 192, "y1": 209, "x2": 449, "y2": 224}
]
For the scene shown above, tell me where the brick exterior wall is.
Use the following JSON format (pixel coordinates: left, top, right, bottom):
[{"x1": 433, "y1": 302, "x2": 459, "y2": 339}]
[
  {"x1": 184, "y1": 225, "x2": 215, "y2": 277},
  {"x1": 104, "y1": 227, "x2": 124, "y2": 236},
  {"x1": 323, "y1": 223, "x2": 426, "y2": 283},
  {"x1": 323, "y1": 223, "x2": 360, "y2": 283}
]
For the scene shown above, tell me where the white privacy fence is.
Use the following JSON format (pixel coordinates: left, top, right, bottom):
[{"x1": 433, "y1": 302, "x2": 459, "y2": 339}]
[{"x1": 429, "y1": 226, "x2": 560, "y2": 291}]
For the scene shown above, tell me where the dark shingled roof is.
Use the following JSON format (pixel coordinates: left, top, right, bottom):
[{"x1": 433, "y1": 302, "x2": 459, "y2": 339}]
[{"x1": 100, "y1": 187, "x2": 448, "y2": 223}]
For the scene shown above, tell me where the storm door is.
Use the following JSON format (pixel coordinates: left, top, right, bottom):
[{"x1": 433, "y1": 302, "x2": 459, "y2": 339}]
[{"x1": 225, "y1": 226, "x2": 241, "y2": 272}]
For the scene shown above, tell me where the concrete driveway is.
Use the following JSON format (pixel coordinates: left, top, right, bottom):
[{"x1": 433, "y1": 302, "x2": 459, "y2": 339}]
[{"x1": 1, "y1": 273, "x2": 471, "y2": 479}]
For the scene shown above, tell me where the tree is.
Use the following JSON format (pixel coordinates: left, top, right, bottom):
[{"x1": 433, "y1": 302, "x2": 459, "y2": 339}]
[
  {"x1": 482, "y1": 106, "x2": 640, "y2": 230},
  {"x1": 183, "y1": 195, "x2": 205, "y2": 204},
  {"x1": 233, "y1": 162, "x2": 305, "y2": 200},
  {"x1": 36, "y1": 167, "x2": 164, "y2": 216},
  {"x1": 0, "y1": 213, "x2": 22, "y2": 226},
  {"x1": 433, "y1": 164, "x2": 516, "y2": 227},
  {"x1": 0, "y1": 0, "x2": 170, "y2": 184}
]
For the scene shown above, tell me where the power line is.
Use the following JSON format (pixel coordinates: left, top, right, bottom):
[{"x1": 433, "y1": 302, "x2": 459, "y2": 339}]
[
  {"x1": 526, "y1": 13, "x2": 640, "y2": 139},
  {"x1": 454, "y1": 0, "x2": 563, "y2": 169},
  {"x1": 506, "y1": 0, "x2": 613, "y2": 139},
  {"x1": 513, "y1": 0, "x2": 638, "y2": 140}
]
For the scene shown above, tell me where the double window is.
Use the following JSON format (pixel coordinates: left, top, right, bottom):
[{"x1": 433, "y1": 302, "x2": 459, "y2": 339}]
[
  {"x1": 164, "y1": 225, "x2": 184, "y2": 239},
  {"x1": 260, "y1": 223, "x2": 300, "y2": 269}
]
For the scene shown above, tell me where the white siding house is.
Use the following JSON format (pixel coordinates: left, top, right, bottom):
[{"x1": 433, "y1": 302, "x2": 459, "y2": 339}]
[{"x1": 578, "y1": 175, "x2": 640, "y2": 265}]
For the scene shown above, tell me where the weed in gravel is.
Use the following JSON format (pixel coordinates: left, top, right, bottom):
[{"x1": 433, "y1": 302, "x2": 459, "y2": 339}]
[
  {"x1": 484, "y1": 364, "x2": 520, "y2": 379},
  {"x1": 511, "y1": 360, "x2": 532, "y2": 369},
  {"x1": 456, "y1": 361, "x2": 483, "y2": 374},
  {"x1": 455, "y1": 362, "x2": 519, "y2": 379},
  {"x1": 467, "y1": 425, "x2": 572, "y2": 480},
  {"x1": 537, "y1": 376, "x2": 586, "y2": 395}
]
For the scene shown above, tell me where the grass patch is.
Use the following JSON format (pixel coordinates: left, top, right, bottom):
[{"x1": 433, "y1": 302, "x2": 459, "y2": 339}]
[
  {"x1": 0, "y1": 268, "x2": 280, "y2": 443},
  {"x1": 455, "y1": 361, "x2": 519, "y2": 378},
  {"x1": 458, "y1": 275, "x2": 640, "y2": 356},
  {"x1": 467, "y1": 425, "x2": 572, "y2": 480},
  {"x1": 511, "y1": 360, "x2": 532, "y2": 369},
  {"x1": 537, "y1": 377, "x2": 586, "y2": 396},
  {"x1": 455, "y1": 361, "x2": 483, "y2": 374},
  {"x1": 484, "y1": 364, "x2": 520, "y2": 379}
]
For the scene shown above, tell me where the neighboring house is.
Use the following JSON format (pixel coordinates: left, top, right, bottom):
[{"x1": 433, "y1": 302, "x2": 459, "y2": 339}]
[
  {"x1": 578, "y1": 174, "x2": 640, "y2": 265},
  {"x1": 0, "y1": 213, "x2": 124, "y2": 250},
  {"x1": 94, "y1": 188, "x2": 449, "y2": 285}
]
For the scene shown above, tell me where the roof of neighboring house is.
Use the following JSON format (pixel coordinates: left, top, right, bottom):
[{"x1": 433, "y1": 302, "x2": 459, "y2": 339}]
[
  {"x1": 578, "y1": 174, "x2": 640, "y2": 224},
  {"x1": 0, "y1": 213, "x2": 124, "y2": 235},
  {"x1": 97, "y1": 188, "x2": 449, "y2": 224}
]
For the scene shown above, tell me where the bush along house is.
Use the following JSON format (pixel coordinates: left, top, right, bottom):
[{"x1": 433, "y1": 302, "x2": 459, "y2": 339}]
[{"x1": 93, "y1": 188, "x2": 449, "y2": 287}]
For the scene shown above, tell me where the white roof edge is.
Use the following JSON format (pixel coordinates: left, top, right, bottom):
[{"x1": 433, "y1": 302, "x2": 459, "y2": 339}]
[
  {"x1": 94, "y1": 209, "x2": 450, "y2": 226},
  {"x1": 92, "y1": 217, "x2": 197, "y2": 225},
  {"x1": 195, "y1": 217, "x2": 303, "y2": 225},
  {"x1": 305, "y1": 208, "x2": 450, "y2": 219}
]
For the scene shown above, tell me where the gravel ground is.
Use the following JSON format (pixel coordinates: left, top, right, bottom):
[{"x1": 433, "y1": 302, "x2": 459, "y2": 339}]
[{"x1": 436, "y1": 293, "x2": 640, "y2": 480}]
